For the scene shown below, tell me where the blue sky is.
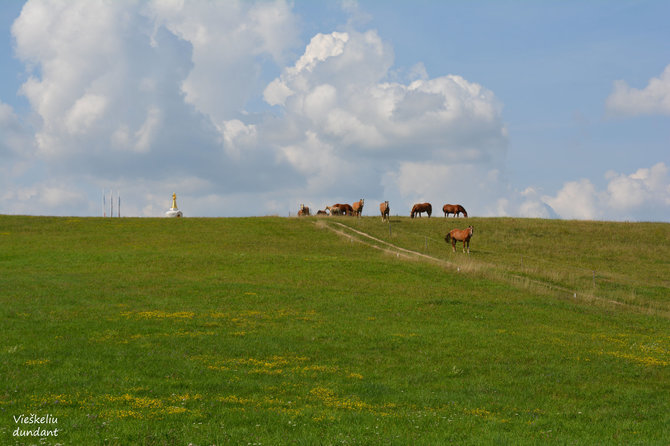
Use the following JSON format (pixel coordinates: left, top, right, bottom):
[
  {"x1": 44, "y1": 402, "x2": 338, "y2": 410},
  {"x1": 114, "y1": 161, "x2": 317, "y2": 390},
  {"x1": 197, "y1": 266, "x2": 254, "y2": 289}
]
[{"x1": 1, "y1": 0, "x2": 668, "y2": 220}]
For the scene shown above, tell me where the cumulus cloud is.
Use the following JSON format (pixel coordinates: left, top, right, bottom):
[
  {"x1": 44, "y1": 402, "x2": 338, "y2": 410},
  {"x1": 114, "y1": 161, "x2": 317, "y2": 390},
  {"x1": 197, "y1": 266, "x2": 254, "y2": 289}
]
[
  {"x1": 543, "y1": 179, "x2": 602, "y2": 220},
  {"x1": 4, "y1": 0, "x2": 665, "y2": 221},
  {"x1": 263, "y1": 29, "x2": 507, "y2": 201},
  {"x1": 11, "y1": 0, "x2": 298, "y2": 167},
  {"x1": 13, "y1": 0, "x2": 190, "y2": 163},
  {"x1": 606, "y1": 64, "x2": 670, "y2": 116},
  {"x1": 145, "y1": 0, "x2": 299, "y2": 124},
  {"x1": 605, "y1": 163, "x2": 670, "y2": 214},
  {"x1": 4, "y1": 0, "x2": 302, "y2": 216},
  {"x1": 538, "y1": 163, "x2": 670, "y2": 221},
  {"x1": 1, "y1": 181, "x2": 89, "y2": 216},
  {"x1": 0, "y1": 1, "x2": 533, "y2": 219}
]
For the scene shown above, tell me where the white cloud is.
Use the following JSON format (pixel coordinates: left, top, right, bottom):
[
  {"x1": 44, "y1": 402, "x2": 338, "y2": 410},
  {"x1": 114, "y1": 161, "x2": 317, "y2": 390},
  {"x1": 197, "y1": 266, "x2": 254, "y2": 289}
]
[
  {"x1": 5, "y1": 1, "x2": 665, "y2": 222},
  {"x1": 145, "y1": 0, "x2": 299, "y2": 124},
  {"x1": 13, "y1": 0, "x2": 132, "y2": 156},
  {"x1": 543, "y1": 179, "x2": 602, "y2": 220},
  {"x1": 64, "y1": 93, "x2": 108, "y2": 135},
  {"x1": 257, "y1": 28, "x2": 510, "y2": 217},
  {"x1": 540, "y1": 163, "x2": 670, "y2": 221},
  {"x1": 606, "y1": 64, "x2": 670, "y2": 116},
  {"x1": 1, "y1": 181, "x2": 89, "y2": 216},
  {"x1": 605, "y1": 163, "x2": 670, "y2": 212},
  {"x1": 1, "y1": 2, "x2": 509, "y2": 219},
  {"x1": 517, "y1": 188, "x2": 556, "y2": 219},
  {"x1": 264, "y1": 29, "x2": 507, "y2": 185},
  {"x1": 294, "y1": 32, "x2": 350, "y2": 74},
  {"x1": 219, "y1": 119, "x2": 258, "y2": 159}
]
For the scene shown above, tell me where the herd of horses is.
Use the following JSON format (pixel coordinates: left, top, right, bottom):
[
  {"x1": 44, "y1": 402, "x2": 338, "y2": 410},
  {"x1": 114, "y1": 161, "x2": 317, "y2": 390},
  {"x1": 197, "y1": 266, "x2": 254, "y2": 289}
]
[
  {"x1": 410, "y1": 203, "x2": 468, "y2": 218},
  {"x1": 297, "y1": 200, "x2": 474, "y2": 253}
]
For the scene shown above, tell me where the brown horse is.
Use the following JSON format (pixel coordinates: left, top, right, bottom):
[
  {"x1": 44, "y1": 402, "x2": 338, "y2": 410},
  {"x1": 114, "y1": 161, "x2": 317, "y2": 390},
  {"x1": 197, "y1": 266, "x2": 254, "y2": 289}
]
[
  {"x1": 443, "y1": 204, "x2": 468, "y2": 218},
  {"x1": 445, "y1": 226, "x2": 473, "y2": 253},
  {"x1": 379, "y1": 201, "x2": 389, "y2": 221},
  {"x1": 326, "y1": 205, "x2": 341, "y2": 216},
  {"x1": 297, "y1": 204, "x2": 310, "y2": 216},
  {"x1": 411, "y1": 202, "x2": 432, "y2": 218},
  {"x1": 352, "y1": 199, "x2": 364, "y2": 217},
  {"x1": 329, "y1": 203, "x2": 354, "y2": 216}
]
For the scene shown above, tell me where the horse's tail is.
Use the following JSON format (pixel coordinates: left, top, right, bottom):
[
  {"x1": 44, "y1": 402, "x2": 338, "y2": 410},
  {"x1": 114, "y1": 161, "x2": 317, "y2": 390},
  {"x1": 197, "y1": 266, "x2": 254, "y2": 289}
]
[{"x1": 444, "y1": 233, "x2": 451, "y2": 243}]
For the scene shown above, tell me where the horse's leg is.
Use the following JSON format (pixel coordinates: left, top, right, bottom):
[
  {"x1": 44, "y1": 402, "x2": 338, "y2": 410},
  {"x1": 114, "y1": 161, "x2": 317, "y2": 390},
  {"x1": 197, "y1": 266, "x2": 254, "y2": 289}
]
[{"x1": 451, "y1": 239, "x2": 456, "y2": 252}]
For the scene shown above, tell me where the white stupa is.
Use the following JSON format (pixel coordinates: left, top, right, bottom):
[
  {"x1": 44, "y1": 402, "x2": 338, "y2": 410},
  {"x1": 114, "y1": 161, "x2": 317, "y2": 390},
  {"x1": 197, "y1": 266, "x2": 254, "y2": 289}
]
[{"x1": 165, "y1": 193, "x2": 183, "y2": 217}]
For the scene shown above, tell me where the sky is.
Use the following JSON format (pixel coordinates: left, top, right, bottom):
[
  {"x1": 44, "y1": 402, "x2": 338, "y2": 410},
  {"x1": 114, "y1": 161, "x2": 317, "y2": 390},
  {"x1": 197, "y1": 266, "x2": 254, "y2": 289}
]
[{"x1": 0, "y1": 0, "x2": 669, "y2": 221}]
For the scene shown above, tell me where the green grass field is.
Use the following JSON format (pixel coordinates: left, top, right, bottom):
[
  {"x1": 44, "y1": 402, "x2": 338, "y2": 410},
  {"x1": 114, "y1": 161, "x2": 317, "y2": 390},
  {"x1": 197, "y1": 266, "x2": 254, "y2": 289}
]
[{"x1": 1, "y1": 215, "x2": 668, "y2": 445}]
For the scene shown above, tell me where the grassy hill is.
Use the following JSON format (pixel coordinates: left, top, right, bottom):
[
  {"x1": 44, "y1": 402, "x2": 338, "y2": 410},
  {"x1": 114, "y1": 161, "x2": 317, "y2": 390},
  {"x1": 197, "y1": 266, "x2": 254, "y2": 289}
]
[{"x1": 1, "y1": 215, "x2": 668, "y2": 445}]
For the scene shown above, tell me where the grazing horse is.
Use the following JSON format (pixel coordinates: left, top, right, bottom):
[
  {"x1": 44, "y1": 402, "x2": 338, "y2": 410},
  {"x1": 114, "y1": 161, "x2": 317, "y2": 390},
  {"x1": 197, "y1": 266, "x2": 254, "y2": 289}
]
[
  {"x1": 297, "y1": 204, "x2": 310, "y2": 217},
  {"x1": 379, "y1": 201, "x2": 389, "y2": 221},
  {"x1": 352, "y1": 199, "x2": 364, "y2": 217},
  {"x1": 445, "y1": 226, "x2": 474, "y2": 254},
  {"x1": 316, "y1": 209, "x2": 328, "y2": 215},
  {"x1": 335, "y1": 203, "x2": 354, "y2": 216},
  {"x1": 328, "y1": 203, "x2": 354, "y2": 216},
  {"x1": 443, "y1": 204, "x2": 468, "y2": 218},
  {"x1": 411, "y1": 202, "x2": 432, "y2": 218},
  {"x1": 326, "y1": 205, "x2": 341, "y2": 216}
]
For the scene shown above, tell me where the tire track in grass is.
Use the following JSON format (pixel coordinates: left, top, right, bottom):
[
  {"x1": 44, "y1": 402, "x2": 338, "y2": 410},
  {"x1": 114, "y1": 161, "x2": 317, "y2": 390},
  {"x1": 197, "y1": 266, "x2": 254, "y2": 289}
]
[{"x1": 321, "y1": 220, "x2": 669, "y2": 319}]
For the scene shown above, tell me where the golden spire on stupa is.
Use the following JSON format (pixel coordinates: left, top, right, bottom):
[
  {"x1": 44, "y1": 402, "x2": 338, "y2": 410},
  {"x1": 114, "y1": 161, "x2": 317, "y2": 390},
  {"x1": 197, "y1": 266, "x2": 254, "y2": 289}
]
[{"x1": 165, "y1": 192, "x2": 183, "y2": 217}]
